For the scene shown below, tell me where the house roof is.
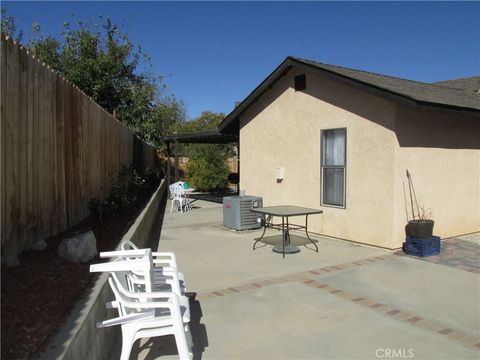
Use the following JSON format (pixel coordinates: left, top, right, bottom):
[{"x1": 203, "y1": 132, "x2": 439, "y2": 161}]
[
  {"x1": 433, "y1": 77, "x2": 480, "y2": 93},
  {"x1": 218, "y1": 57, "x2": 480, "y2": 134}
]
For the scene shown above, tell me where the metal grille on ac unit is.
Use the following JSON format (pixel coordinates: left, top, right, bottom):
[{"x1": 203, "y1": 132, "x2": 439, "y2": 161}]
[{"x1": 223, "y1": 196, "x2": 263, "y2": 230}]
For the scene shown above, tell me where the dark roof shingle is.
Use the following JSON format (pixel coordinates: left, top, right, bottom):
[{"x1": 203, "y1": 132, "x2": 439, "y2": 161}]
[
  {"x1": 433, "y1": 77, "x2": 480, "y2": 93},
  {"x1": 292, "y1": 57, "x2": 480, "y2": 111},
  {"x1": 217, "y1": 56, "x2": 480, "y2": 134}
]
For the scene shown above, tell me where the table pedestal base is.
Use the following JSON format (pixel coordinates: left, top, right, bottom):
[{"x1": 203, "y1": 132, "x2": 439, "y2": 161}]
[{"x1": 272, "y1": 245, "x2": 300, "y2": 254}]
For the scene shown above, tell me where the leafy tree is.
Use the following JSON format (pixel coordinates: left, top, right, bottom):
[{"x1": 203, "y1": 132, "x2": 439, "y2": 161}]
[
  {"x1": 182, "y1": 111, "x2": 233, "y2": 191},
  {"x1": 23, "y1": 15, "x2": 184, "y2": 146},
  {"x1": 1, "y1": 7, "x2": 23, "y2": 41},
  {"x1": 184, "y1": 144, "x2": 230, "y2": 191},
  {"x1": 180, "y1": 110, "x2": 223, "y2": 133}
]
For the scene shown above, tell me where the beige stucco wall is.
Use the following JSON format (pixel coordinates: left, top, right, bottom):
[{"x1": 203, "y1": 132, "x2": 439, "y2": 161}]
[
  {"x1": 239, "y1": 68, "x2": 480, "y2": 249},
  {"x1": 240, "y1": 69, "x2": 399, "y2": 248},
  {"x1": 392, "y1": 107, "x2": 480, "y2": 244}
]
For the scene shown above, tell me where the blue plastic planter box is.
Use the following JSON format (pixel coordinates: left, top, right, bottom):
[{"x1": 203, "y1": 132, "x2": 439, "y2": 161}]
[{"x1": 403, "y1": 236, "x2": 441, "y2": 257}]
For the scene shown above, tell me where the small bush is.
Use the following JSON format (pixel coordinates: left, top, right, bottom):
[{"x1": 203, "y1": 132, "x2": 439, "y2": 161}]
[
  {"x1": 185, "y1": 144, "x2": 230, "y2": 191},
  {"x1": 144, "y1": 167, "x2": 162, "y2": 189},
  {"x1": 88, "y1": 165, "x2": 156, "y2": 218}
]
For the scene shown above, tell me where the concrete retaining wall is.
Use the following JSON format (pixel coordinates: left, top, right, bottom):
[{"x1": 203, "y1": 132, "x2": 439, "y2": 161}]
[{"x1": 40, "y1": 180, "x2": 167, "y2": 360}]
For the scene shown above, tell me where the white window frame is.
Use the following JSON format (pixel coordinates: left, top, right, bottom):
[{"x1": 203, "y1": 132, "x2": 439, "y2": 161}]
[{"x1": 320, "y1": 128, "x2": 347, "y2": 208}]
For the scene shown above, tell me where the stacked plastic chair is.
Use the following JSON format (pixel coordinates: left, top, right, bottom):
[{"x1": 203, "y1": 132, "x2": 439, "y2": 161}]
[{"x1": 90, "y1": 241, "x2": 192, "y2": 360}]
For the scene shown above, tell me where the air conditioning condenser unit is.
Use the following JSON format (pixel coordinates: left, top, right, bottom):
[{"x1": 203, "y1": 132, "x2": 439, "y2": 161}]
[{"x1": 223, "y1": 195, "x2": 263, "y2": 230}]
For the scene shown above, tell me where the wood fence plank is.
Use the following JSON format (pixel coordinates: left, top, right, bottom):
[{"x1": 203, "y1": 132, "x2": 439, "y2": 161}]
[
  {"x1": 56, "y1": 77, "x2": 67, "y2": 231},
  {"x1": 25, "y1": 51, "x2": 35, "y2": 244},
  {"x1": 5, "y1": 38, "x2": 20, "y2": 258},
  {"x1": 100, "y1": 112, "x2": 106, "y2": 199},
  {"x1": 87, "y1": 101, "x2": 95, "y2": 200},
  {"x1": 67, "y1": 84, "x2": 75, "y2": 226},
  {"x1": 79, "y1": 93, "x2": 87, "y2": 219},
  {"x1": 1, "y1": 38, "x2": 7, "y2": 247},
  {"x1": 48, "y1": 69, "x2": 58, "y2": 235},
  {"x1": 71, "y1": 86, "x2": 79, "y2": 225},
  {"x1": 31, "y1": 57, "x2": 40, "y2": 243},
  {"x1": 38, "y1": 63, "x2": 46, "y2": 241},
  {"x1": 42, "y1": 65, "x2": 50, "y2": 237},
  {"x1": 63, "y1": 81, "x2": 72, "y2": 227},
  {"x1": 18, "y1": 48, "x2": 28, "y2": 248},
  {"x1": 95, "y1": 105, "x2": 100, "y2": 197}
]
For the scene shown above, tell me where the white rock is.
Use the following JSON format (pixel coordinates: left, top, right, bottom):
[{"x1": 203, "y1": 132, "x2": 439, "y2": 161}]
[
  {"x1": 32, "y1": 240, "x2": 47, "y2": 251},
  {"x1": 58, "y1": 230, "x2": 97, "y2": 263}
]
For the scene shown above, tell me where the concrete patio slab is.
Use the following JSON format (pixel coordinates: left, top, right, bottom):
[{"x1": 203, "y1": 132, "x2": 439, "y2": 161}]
[
  {"x1": 458, "y1": 233, "x2": 480, "y2": 245},
  {"x1": 128, "y1": 199, "x2": 479, "y2": 360}
]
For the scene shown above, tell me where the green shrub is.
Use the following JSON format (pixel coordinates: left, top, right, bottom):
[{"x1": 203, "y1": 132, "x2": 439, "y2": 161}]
[
  {"x1": 184, "y1": 144, "x2": 230, "y2": 191},
  {"x1": 88, "y1": 165, "x2": 153, "y2": 218}
]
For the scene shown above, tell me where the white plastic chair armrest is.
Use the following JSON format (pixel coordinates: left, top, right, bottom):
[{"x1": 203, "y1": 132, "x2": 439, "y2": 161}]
[
  {"x1": 90, "y1": 259, "x2": 149, "y2": 273},
  {"x1": 113, "y1": 275, "x2": 178, "y2": 301},
  {"x1": 152, "y1": 259, "x2": 176, "y2": 267},
  {"x1": 106, "y1": 301, "x2": 119, "y2": 309},
  {"x1": 99, "y1": 249, "x2": 149, "y2": 258},
  {"x1": 151, "y1": 251, "x2": 175, "y2": 258},
  {"x1": 154, "y1": 266, "x2": 177, "y2": 273},
  {"x1": 96, "y1": 311, "x2": 155, "y2": 328},
  {"x1": 157, "y1": 270, "x2": 182, "y2": 295},
  {"x1": 152, "y1": 252, "x2": 177, "y2": 267},
  {"x1": 130, "y1": 266, "x2": 177, "y2": 279},
  {"x1": 121, "y1": 294, "x2": 180, "y2": 312}
]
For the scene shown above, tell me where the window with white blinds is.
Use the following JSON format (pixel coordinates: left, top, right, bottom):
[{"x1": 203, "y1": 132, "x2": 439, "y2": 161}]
[{"x1": 321, "y1": 128, "x2": 346, "y2": 207}]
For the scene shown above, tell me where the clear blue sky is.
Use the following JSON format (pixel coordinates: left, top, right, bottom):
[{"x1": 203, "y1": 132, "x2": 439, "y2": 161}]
[{"x1": 4, "y1": 1, "x2": 480, "y2": 120}]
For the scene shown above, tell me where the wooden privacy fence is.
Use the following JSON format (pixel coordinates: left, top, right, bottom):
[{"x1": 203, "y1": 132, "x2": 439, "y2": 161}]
[{"x1": 1, "y1": 37, "x2": 157, "y2": 261}]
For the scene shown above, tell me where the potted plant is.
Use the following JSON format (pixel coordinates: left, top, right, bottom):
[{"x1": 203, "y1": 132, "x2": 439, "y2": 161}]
[
  {"x1": 404, "y1": 170, "x2": 434, "y2": 239},
  {"x1": 407, "y1": 207, "x2": 434, "y2": 239},
  {"x1": 402, "y1": 170, "x2": 440, "y2": 257}
]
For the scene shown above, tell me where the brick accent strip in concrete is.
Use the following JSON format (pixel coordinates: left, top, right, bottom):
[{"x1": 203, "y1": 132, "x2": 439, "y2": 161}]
[
  {"x1": 197, "y1": 252, "x2": 479, "y2": 351},
  {"x1": 301, "y1": 278, "x2": 480, "y2": 350}
]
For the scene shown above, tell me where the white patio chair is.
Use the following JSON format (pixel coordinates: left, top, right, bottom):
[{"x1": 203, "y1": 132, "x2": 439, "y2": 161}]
[
  {"x1": 100, "y1": 246, "x2": 187, "y2": 295},
  {"x1": 90, "y1": 257, "x2": 192, "y2": 360},
  {"x1": 121, "y1": 240, "x2": 179, "y2": 268},
  {"x1": 108, "y1": 271, "x2": 190, "y2": 360},
  {"x1": 90, "y1": 254, "x2": 190, "y2": 323},
  {"x1": 122, "y1": 240, "x2": 187, "y2": 290},
  {"x1": 169, "y1": 183, "x2": 188, "y2": 213}
]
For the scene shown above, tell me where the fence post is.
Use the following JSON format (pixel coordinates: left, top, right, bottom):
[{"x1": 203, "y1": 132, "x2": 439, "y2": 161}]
[
  {"x1": 166, "y1": 142, "x2": 171, "y2": 187},
  {"x1": 174, "y1": 140, "x2": 179, "y2": 181}
]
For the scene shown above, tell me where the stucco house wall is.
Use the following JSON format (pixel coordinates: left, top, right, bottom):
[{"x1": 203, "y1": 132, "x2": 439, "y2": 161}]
[
  {"x1": 239, "y1": 68, "x2": 480, "y2": 249},
  {"x1": 392, "y1": 107, "x2": 480, "y2": 245}
]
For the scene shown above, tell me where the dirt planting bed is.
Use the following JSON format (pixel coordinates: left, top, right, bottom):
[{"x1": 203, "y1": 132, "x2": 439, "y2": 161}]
[{"x1": 1, "y1": 187, "x2": 157, "y2": 360}]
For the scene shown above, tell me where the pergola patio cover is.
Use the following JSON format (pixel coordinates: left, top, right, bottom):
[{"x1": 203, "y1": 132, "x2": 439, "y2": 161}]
[{"x1": 164, "y1": 129, "x2": 238, "y2": 144}]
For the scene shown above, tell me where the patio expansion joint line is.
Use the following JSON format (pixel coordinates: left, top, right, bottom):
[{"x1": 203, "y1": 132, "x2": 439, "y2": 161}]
[{"x1": 301, "y1": 278, "x2": 480, "y2": 350}]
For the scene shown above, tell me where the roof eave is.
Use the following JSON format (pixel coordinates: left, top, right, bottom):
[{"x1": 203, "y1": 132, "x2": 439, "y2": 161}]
[
  {"x1": 218, "y1": 58, "x2": 480, "y2": 133},
  {"x1": 292, "y1": 59, "x2": 480, "y2": 117},
  {"x1": 218, "y1": 57, "x2": 295, "y2": 134}
]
